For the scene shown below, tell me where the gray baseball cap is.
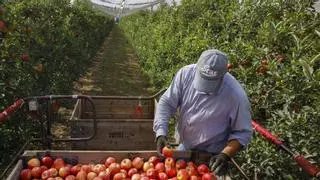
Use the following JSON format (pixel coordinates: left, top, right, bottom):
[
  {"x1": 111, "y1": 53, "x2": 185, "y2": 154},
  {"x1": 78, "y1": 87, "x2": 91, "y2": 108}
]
[{"x1": 193, "y1": 49, "x2": 228, "y2": 94}]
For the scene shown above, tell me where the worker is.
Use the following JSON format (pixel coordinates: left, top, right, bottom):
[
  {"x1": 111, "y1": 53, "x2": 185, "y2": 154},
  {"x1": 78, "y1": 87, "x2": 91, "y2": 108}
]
[{"x1": 153, "y1": 49, "x2": 252, "y2": 176}]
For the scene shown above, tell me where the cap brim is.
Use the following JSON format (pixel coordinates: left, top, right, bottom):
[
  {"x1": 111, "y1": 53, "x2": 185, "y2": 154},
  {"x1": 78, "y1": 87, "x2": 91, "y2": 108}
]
[{"x1": 193, "y1": 70, "x2": 222, "y2": 93}]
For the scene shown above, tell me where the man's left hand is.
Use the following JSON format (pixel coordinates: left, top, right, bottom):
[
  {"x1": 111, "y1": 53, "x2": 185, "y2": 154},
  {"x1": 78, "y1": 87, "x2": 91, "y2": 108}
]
[{"x1": 209, "y1": 153, "x2": 230, "y2": 176}]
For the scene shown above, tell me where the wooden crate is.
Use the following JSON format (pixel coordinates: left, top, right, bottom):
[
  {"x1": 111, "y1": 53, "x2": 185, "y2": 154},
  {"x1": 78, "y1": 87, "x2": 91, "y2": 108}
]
[{"x1": 70, "y1": 97, "x2": 158, "y2": 150}]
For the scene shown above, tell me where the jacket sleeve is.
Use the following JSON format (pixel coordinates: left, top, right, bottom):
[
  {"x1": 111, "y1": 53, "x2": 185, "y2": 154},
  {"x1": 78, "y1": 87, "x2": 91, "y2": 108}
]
[
  {"x1": 153, "y1": 69, "x2": 183, "y2": 138},
  {"x1": 228, "y1": 95, "x2": 253, "y2": 147}
]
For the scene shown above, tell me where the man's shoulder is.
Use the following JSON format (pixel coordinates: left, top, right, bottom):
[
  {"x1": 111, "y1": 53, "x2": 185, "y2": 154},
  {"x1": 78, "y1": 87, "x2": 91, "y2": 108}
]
[
  {"x1": 177, "y1": 64, "x2": 196, "y2": 76},
  {"x1": 223, "y1": 73, "x2": 248, "y2": 100},
  {"x1": 180, "y1": 64, "x2": 196, "y2": 71}
]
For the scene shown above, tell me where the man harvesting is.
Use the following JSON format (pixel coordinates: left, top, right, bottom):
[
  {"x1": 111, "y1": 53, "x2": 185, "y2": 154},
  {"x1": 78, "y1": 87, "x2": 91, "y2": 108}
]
[{"x1": 153, "y1": 49, "x2": 252, "y2": 176}]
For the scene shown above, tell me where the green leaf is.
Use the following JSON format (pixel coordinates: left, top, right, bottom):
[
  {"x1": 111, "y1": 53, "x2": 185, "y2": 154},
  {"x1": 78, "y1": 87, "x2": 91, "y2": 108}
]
[
  {"x1": 315, "y1": 30, "x2": 320, "y2": 38},
  {"x1": 299, "y1": 58, "x2": 314, "y2": 80},
  {"x1": 310, "y1": 53, "x2": 320, "y2": 64}
]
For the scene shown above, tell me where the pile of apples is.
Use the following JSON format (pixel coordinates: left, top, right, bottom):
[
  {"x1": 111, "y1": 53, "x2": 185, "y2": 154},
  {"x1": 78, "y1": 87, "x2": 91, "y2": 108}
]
[{"x1": 19, "y1": 147, "x2": 217, "y2": 180}]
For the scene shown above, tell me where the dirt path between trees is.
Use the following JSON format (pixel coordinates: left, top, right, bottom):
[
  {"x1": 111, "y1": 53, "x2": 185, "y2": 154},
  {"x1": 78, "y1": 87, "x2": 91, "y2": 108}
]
[{"x1": 73, "y1": 25, "x2": 154, "y2": 96}]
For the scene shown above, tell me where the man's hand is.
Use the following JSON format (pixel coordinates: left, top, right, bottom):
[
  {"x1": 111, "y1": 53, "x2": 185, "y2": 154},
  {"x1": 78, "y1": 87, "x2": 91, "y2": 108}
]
[
  {"x1": 156, "y1": 135, "x2": 168, "y2": 156},
  {"x1": 209, "y1": 153, "x2": 230, "y2": 176}
]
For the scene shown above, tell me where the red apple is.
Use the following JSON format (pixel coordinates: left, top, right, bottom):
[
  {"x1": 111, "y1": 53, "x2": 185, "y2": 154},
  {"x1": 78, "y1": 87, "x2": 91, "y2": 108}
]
[
  {"x1": 81, "y1": 164, "x2": 92, "y2": 173},
  {"x1": 52, "y1": 158, "x2": 65, "y2": 170},
  {"x1": 165, "y1": 166, "x2": 176, "y2": 178},
  {"x1": 93, "y1": 177, "x2": 103, "y2": 180},
  {"x1": 41, "y1": 156, "x2": 53, "y2": 168},
  {"x1": 120, "y1": 169, "x2": 128, "y2": 177},
  {"x1": 140, "y1": 176, "x2": 149, "y2": 180},
  {"x1": 154, "y1": 162, "x2": 165, "y2": 173},
  {"x1": 162, "y1": 146, "x2": 173, "y2": 157},
  {"x1": 146, "y1": 168, "x2": 157, "y2": 179},
  {"x1": 113, "y1": 172, "x2": 126, "y2": 180},
  {"x1": 93, "y1": 164, "x2": 106, "y2": 174},
  {"x1": 143, "y1": 162, "x2": 154, "y2": 172},
  {"x1": 31, "y1": 167, "x2": 42, "y2": 178},
  {"x1": 190, "y1": 175, "x2": 199, "y2": 180},
  {"x1": 164, "y1": 158, "x2": 175, "y2": 168},
  {"x1": 87, "y1": 172, "x2": 98, "y2": 180},
  {"x1": 105, "y1": 157, "x2": 116, "y2": 167},
  {"x1": 131, "y1": 173, "x2": 141, "y2": 180},
  {"x1": 41, "y1": 170, "x2": 52, "y2": 179},
  {"x1": 21, "y1": 53, "x2": 30, "y2": 62},
  {"x1": 40, "y1": 165, "x2": 48, "y2": 174},
  {"x1": 120, "y1": 158, "x2": 132, "y2": 170},
  {"x1": 147, "y1": 156, "x2": 160, "y2": 166},
  {"x1": 65, "y1": 175, "x2": 76, "y2": 180},
  {"x1": 48, "y1": 168, "x2": 58, "y2": 177},
  {"x1": 158, "y1": 172, "x2": 168, "y2": 180},
  {"x1": 71, "y1": 164, "x2": 82, "y2": 175},
  {"x1": 197, "y1": 164, "x2": 209, "y2": 175},
  {"x1": 177, "y1": 169, "x2": 189, "y2": 180},
  {"x1": 175, "y1": 159, "x2": 187, "y2": 170},
  {"x1": 187, "y1": 162, "x2": 197, "y2": 168},
  {"x1": 20, "y1": 169, "x2": 32, "y2": 180},
  {"x1": 202, "y1": 173, "x2": 217, "y2": 180},
  {"x1": 98, "y1": 170, "x2": 110, "y2": 180},
  {"x1": 76, "y1": 171, "x2": 87, "y2": 180},
  {"x1": 186, "y1": 166, "x2": 198, "y2": 176},
  {"x1": 59, "y1": 166, "x2": 71, "y2": 178},
  {"x1": 108, "y1": 162, "x2": 121, "y2": 176},
  {"x1": 27, "y1": 158, "x2": 41, "y2": 169},
  {"x1": 127, "y1": 168, "x2": 138, "y2": 177},
  {"x1": 132, "y1": 157, "x2": 144, "y2": 170}
]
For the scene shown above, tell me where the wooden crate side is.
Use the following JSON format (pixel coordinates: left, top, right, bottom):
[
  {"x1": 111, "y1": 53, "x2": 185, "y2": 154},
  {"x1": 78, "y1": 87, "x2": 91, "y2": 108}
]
[
  {"x1": 79, "y1": 99, "x2": 155, "y2": 119},
  {"x1": 71, "y1": 119, "x2": 156, "y2": 150},
  {"x1": 82, "y1": 112, "x2": 153, "y2": 119}
]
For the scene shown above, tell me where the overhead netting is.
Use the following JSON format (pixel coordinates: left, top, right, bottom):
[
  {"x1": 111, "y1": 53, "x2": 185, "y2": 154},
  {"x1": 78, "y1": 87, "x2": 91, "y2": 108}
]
[{"x1": 88, "y1": 0, "x2": 166, "y2": 16}]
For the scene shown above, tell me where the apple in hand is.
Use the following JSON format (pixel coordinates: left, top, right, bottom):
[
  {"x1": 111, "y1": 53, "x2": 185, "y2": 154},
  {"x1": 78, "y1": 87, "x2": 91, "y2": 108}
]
[{"x1": 162, "y1": 146, "x2": 173, "y2": 157}]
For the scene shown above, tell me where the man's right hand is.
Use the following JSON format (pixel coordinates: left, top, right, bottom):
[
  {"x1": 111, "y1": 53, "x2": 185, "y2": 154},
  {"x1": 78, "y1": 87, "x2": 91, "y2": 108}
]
[{"x1": 156, "y1": 135, "x2": 168, "y2": 156}]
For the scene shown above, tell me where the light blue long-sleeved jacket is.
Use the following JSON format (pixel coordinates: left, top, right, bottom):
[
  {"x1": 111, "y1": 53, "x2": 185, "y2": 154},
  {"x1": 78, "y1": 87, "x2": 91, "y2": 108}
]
[{"x1": 153, "y1": 64, "x2": 252, "y2": 153}]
